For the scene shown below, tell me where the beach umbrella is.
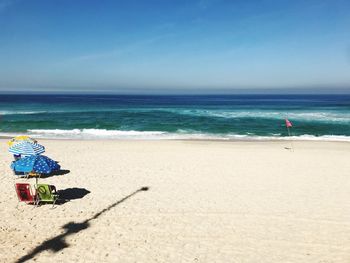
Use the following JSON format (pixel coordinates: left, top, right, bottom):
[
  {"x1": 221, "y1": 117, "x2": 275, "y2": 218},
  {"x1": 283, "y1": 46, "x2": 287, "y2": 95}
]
[
  {"x1": 8, "y1": 136, "x2": 37, "y2": 147},
  {"x1": 11, "y1": 155, "x2": 60, "y2": 174},
  {"x1": 9, "y1": 141, "x2": 45, "y2": 156}
]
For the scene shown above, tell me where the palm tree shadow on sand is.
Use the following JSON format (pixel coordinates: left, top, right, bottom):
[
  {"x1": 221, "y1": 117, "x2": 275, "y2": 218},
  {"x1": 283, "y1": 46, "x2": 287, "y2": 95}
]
[{"x1": 16, "y1": 186, "x2": 150, "y2": 263}]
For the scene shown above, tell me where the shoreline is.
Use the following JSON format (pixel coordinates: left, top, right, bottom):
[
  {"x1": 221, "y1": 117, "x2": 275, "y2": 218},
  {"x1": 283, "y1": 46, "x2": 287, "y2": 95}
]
[{"x1": 2, "y1": 135, "x2": 350, "y2": 143}]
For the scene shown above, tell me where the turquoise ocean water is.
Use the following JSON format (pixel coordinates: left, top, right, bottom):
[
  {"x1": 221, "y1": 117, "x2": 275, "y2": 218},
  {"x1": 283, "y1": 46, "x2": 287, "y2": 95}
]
[{"x1": 1, "y1": 94, "x2": 350, "y2": 141}]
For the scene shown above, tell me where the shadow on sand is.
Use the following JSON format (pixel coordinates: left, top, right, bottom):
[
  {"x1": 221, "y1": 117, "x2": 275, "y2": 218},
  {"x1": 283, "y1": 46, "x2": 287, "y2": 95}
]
[
  {"x1": 51, "y1": 169, "x2": 71, "y2": 176},
  {"x1": 40, "y1": 169, "x2": 71, "y2": 179},
  {"x1": 56, "y1": 188, "x2": 91, "y2": 204},
  {"x1": 15, "y1": 186, "x2": 150, "y2": 263}
]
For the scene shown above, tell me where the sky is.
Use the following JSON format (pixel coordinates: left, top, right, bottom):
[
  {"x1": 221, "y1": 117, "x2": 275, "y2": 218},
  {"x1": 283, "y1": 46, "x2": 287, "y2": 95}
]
[{"x1": 0, "y1": 0, "x2": 350, "y2": 94}]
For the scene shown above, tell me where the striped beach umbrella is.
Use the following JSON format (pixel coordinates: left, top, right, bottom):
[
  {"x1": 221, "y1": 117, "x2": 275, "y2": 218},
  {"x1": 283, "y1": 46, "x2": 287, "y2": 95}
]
[
  {"x1": 9, "y1": 141, "x2": 45, "y2": 156},
  {"x1": 7, "y1": 136, "x2": 37, "y2": 147},
  {"x1": 11, "y1": 155, "x2": 60, "y2": 174}
]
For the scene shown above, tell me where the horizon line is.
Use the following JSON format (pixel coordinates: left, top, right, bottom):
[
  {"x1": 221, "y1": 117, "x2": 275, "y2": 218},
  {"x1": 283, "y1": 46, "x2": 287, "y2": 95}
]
[{"x1": 1, "y1": 92, "x2": 350, "y2": 96}]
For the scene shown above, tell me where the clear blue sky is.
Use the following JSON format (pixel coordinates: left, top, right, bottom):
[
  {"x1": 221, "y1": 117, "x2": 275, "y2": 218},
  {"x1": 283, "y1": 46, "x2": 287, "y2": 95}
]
[{"x1": 0, "y1": 0, "x2": 349, "y2": 93}]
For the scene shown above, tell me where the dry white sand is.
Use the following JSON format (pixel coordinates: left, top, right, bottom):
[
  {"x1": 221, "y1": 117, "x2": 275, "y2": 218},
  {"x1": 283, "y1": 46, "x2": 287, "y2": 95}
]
[{"x1": 1, "y1": 139, "x2": 350, "y2": 262}]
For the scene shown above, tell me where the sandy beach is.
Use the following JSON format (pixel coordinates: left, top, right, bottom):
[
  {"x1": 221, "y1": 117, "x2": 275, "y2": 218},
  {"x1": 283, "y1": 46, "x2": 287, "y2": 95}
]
[{"x1": 1, "y1": 139, "x2": 350, "y2": 262}]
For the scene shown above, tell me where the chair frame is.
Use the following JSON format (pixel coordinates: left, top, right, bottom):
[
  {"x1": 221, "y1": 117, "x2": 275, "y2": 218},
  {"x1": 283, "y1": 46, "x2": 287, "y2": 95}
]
[
  {"x1": 14, "y1": 183, "x2": 39, "y2": 206},
  {"x1": 34, "y1": 184, "x2": 59, "y2": 208}
]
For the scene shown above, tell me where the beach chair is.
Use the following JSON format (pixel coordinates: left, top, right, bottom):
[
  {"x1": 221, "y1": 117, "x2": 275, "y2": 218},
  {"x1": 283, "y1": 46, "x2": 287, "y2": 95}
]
[
  {"x1": 35, "y1": 184, "x2": 59, "y2": 208},
  {"x1": 14, "y1": 183, "x2": 38, "y2": 205}
]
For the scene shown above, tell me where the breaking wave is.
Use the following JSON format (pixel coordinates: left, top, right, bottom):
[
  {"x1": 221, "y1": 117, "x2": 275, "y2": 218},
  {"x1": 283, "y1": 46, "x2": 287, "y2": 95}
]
[
  {"x1": 0, "y1": 110, "x2": 47, "y2": 115},
  {"x1": 1, "y1": 108, "x2": 350, "y2": 123},
  {"x1": 0, "y1": 129, "x2": 349, "y2": 142}
]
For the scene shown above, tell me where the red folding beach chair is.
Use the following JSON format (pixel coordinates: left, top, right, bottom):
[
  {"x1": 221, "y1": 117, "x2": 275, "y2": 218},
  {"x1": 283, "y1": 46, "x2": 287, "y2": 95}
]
[{"x1": 14, "y1": 183, "x2": 38, "y2": 205}]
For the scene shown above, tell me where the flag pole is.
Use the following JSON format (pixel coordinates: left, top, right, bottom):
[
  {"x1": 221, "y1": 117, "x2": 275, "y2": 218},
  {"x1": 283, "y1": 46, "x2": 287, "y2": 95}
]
[
  {"x1": 288, "y1": 126, "x2": 294, "y2": 151},
  {"x1": 285, "y1": 119, "x2": 294, "y2": 151}
]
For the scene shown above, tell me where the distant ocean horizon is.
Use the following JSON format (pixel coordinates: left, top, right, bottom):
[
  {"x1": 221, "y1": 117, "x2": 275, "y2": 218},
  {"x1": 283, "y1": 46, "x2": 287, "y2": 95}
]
[{"x1": 1, "y1": 94, "x2": 350, "y2": 141}]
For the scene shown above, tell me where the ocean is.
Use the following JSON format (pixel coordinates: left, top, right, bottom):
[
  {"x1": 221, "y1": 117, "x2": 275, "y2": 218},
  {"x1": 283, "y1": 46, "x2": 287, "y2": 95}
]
[{"x1": 1, "y1": 94, "x2": 350, "y2": 141}]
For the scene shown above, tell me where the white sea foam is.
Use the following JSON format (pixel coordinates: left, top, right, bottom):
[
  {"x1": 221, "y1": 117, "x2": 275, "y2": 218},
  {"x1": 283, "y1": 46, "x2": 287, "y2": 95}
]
[
  {"x1": 169, "y1": 109, "x2": 350, "y2": 123},
  {"x1": 1, "y1": 129, "x2": 349, "y2": 142},
  {"x1": 226, "y1": 134, "x2": 350, "y2": 142},
  {"x1": 27, "y1": 129, "x2": 165, "y2": 139},
  {"x1": 0, "y1": 111, "x2": 47, "y2": 115},
  {"x1": 1, "y1": 108, "x2": 350, "y2": 123}
]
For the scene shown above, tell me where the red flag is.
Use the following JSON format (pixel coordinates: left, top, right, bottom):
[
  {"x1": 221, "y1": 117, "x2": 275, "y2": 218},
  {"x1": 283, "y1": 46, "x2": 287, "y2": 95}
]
[{"x1": 285, "y1": 119, "x2": 292, "y2": 128}]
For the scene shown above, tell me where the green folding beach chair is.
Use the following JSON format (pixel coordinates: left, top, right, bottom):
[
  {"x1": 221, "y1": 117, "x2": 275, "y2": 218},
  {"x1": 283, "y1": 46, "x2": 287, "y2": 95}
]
[{"x1": 35, "y1": 184, "x2": 59, "y2": 208}]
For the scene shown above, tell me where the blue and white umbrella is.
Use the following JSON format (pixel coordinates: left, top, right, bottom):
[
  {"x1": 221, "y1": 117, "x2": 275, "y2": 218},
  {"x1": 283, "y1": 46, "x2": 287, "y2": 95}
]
[
  {"x1": 9, "y1": 141, "x2": 45, "y2": 156},
  {"x1": 11, "y1": 155, "x2": 60, "y2": 174}
]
